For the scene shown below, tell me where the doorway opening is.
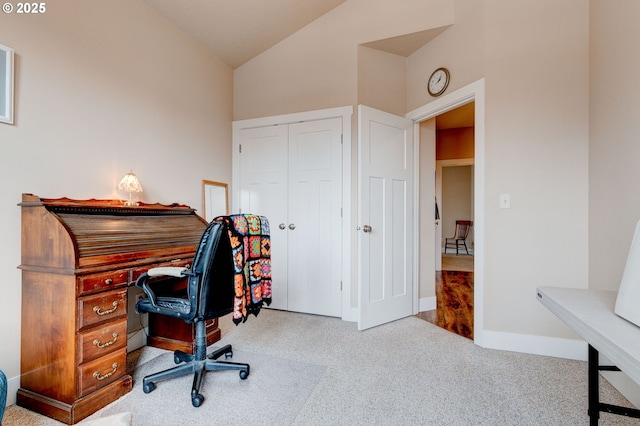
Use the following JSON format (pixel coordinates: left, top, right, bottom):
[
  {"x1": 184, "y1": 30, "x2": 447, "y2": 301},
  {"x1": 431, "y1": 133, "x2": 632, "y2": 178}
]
[
  {"x1": 418, "y1": 102, "x2": 475, "y2": 339},
  {"x1": 407, "y1": 79, "x2": 484, "y2": 345}
]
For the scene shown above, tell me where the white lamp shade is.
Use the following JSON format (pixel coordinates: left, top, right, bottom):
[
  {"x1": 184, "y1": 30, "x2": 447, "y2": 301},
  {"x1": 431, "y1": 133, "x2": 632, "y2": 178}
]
[{"x1": 118, "y1": 172, "x2": 143, "y2": 193}]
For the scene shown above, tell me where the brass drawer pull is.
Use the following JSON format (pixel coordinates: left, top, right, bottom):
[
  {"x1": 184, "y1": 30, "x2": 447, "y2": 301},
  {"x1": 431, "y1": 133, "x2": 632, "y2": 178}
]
[
  {"x1": 93, "y1": 363, "x2": 118, "y2": 381},
  {"x1": 93, "y1": 332, "x2": 118, "y2": 349},
  {"x1": 93, "y1": 301, "x2": 118, "y2": 316}
]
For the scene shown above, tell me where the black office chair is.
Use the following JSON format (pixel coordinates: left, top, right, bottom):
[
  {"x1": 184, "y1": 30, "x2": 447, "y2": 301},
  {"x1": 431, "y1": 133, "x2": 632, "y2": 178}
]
[
  {"x1": 135, "y1": 220, "x2": 249, "y2": 408},
  {"x1": 444, "y1": 220, "x2": 473, "y2": 255}
]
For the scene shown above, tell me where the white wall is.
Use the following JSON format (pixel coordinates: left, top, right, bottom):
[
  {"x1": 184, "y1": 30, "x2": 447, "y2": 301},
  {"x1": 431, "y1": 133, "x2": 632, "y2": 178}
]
[
  {"x1": 357, "y1": 46, "x2": 407, "y2": 117},
  {"x1": 233, "y1": 0, "x2": 455, "y2": 121},
  {"x1": 406, "y1": 0, "x2": 485, "y2": 112},
  {"x1": 482, "y1": 0, "x2": 589, "y2": 338},
  {"x1": 589, "y1": 0, "x2": 640, "y2": 290},
  {"x1": 419, "y1": 119, "x2": 437, "y2": 301},
  {"x1": 442, "y1": 165, "x2": 473, "y2": 250},
  {"x1": 0, "y1": 0, "x2": 233, "y2": 404}
]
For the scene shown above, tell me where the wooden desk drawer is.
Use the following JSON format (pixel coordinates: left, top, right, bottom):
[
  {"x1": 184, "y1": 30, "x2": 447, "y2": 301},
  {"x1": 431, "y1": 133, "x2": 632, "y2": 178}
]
[
  {"x1": 78, "y1": 270, "x2": 129, "y2": 295},
  {"x1": 78, "y1": 348, "x2": 126, "y2": 397},
  {"x1": 78, "y1": 318, "x2": 127, "y2": 364},
  {"x1": 78, "y1": 289, "x2": 127, "y2": 329}
]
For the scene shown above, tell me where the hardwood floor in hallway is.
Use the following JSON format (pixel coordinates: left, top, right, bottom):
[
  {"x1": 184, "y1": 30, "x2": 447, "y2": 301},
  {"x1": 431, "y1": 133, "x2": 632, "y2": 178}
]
[{"x1": 417, "y1": 262, "x2": 474, "y2": 340}]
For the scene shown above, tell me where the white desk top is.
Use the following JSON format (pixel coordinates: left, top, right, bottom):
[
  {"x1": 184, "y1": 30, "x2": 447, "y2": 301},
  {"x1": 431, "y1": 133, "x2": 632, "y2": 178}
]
[{"x1": 537, "y1": 286, "x2": 640, "y2": 386}]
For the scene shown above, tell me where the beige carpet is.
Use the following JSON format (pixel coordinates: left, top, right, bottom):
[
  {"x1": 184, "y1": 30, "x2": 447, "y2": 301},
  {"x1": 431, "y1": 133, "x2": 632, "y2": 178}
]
[
  {"x1": 94, "y1": 348, "x2": 325, "y2": 425},
  {"x1": 4, "y1": 309, "x2": 638, "y2": 425}
]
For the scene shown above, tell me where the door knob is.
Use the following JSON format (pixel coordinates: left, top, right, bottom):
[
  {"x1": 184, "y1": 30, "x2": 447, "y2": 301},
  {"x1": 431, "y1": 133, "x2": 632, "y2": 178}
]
[
  {"x1": 289, "y1": 223, "x2": 296, "y2": 230},
  {"x1": 279, "y1": 223, "x2": 286, "y2": 230},
  {"x1": 362, "y1": 225, "x2": 372, "y2": 233}
]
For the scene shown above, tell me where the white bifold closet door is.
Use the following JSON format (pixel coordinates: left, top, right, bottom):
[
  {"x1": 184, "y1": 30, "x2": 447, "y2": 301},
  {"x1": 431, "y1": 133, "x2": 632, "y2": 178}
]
[{"x1": 237, "y1": 118, "x2": 343, "y2": 317}]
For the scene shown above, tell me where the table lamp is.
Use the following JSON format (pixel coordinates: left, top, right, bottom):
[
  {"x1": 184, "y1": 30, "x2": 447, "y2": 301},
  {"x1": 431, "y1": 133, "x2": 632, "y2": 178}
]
[{"x1": 118, "y1": 171, "x2": 143, "y2": 206}]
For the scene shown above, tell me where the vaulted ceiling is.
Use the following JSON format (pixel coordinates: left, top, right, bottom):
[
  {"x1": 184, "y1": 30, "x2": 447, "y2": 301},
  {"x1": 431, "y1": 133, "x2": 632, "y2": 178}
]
[
  {"x1": 145, "y1": 0, "x2": 348, "y2": 69},
  {"x1": 144, "y1": 0, "x2": 474, "y2": 128}
]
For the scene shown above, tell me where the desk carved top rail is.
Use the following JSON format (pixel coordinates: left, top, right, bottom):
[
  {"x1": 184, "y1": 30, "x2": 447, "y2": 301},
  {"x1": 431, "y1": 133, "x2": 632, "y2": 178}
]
[{"x1": 19, "y1": 193, "x2": 207, "y2": 273}]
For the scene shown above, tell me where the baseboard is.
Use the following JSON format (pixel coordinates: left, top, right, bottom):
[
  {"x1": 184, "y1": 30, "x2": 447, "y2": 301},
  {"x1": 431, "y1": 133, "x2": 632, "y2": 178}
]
[
  {"x1": 341, "y1": 306, "x2": 358, "y2": 322},
  {"x1": 419, "y1": 296, "x2": 436, "y2": 312},
  {"x1": 480, "y1": 330, "x2": 588, "y2": 361},
  {"x1": 127, "y1": 328, "x2": 148, "y2": 353},
  {"x1": 6, "y1": 374, "x2": 18, "y2": 406}
]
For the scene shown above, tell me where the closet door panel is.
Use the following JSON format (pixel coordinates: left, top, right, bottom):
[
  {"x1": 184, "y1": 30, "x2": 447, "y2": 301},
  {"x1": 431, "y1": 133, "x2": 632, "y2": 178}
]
[
  {"x1": 238, "y1": 125, "x2": 289, "y2": 310},
  {"x1": 288, "y1": 118, "x2": 343, "y2": 317}
]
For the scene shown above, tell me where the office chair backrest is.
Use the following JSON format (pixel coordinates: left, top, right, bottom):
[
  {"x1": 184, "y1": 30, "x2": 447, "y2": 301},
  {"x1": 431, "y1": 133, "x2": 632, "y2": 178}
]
[{"x1": 188, "y1": 221, "x2": 235, "y2": 321}]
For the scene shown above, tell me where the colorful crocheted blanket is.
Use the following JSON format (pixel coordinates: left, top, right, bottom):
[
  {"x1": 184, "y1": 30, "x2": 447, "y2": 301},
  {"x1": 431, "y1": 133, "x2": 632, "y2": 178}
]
[{"x1": 214, "y1": 214, "x2": 272, "y2": 324}]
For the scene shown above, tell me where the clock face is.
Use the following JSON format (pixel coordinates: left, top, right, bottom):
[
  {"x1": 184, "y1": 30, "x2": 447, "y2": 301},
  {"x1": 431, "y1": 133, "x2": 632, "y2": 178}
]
[{"x1": 428, "y1": 68, "x2": 450, "y2": 96}]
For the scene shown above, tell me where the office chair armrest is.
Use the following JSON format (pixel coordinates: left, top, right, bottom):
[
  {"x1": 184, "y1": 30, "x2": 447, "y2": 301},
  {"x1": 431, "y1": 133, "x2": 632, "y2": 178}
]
[
  {"x1": 134, "y1": 267, "x2": 188, "y2": 310},
  {"x1": 134, "y1": 272, "x2": 158, "y2": 309},
  {"x1": 146, "y1": 266, "x2": 188, "y2": 278}
]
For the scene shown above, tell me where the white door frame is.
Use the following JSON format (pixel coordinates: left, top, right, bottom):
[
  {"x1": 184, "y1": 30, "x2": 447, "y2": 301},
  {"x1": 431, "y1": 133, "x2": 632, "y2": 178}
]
[
  {"x1": 232, "y1": 105, "x2": 354, "y2": 321},
  {"x1": 407, "y1": 78, "x2": 485, "y2": 346}
]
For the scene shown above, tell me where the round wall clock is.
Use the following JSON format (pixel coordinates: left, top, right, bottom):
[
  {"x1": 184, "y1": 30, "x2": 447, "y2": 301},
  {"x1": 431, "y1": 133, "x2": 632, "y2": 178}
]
[{"x1": 428, "y1": 67, "x2": 450, "y2": 97}]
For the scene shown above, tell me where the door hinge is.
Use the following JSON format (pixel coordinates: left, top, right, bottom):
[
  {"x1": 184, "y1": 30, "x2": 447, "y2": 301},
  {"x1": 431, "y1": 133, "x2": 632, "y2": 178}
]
[
  {"x1": 239, "y1": 144, "x2": 242, "y2": 153},
  {"x1": 341, "y1": 134, "x2": 343, "y2": 144},
  {"x1": 340, "y1": 281, "x2": 343, "y2": 291}
]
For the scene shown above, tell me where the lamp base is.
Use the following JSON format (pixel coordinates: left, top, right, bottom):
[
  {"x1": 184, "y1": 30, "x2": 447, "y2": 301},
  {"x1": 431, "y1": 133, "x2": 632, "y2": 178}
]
[{"x1": 123, "y1": 199, "x2": 139, "y2": 206}]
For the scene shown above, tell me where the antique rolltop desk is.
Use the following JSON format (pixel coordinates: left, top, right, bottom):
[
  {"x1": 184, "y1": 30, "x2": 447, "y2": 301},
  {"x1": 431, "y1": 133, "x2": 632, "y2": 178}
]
[{"x1": 17, "y1": 193, "x2": 213, "y2": 424}]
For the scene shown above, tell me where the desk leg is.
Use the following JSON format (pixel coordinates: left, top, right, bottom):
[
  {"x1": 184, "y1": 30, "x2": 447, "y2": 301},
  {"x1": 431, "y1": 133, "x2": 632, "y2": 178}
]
[
  {"x1": 588, "y1": 344, "x2": 640, "y2": 424},
  {"x1": 588, "y1": 344, "x2": 600, "y2": 426}
]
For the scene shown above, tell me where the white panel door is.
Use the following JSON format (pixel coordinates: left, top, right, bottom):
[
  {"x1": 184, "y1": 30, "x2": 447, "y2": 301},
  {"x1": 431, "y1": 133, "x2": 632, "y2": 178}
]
[
  {"x1": 358, "y1": 105, "x2": 414, "y2": 330},
  {"x1": 237, "y1": 125, "x2": 289, "y2": 310},
  {"x1": 288, "y1": 118, "x2": 343, "y2": 316}
]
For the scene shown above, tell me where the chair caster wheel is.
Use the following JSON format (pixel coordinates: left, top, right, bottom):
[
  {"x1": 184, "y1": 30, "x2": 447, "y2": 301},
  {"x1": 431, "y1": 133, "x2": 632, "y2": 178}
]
[
  {"x1": 225, "y1": 351, "x2": 233, "y2": 359},
  {"x1": 192, "y1": 394, "x2": 204, "y2": 407},
  {"x1": 239, "y1": 370, "x2": 249, "y2": 380},
  {"x1": 174, "y1": 355, "x2": 181, "y2": 364},
  {"x1": 143, "y1": 382, "x2": 156, "y2": 394}
]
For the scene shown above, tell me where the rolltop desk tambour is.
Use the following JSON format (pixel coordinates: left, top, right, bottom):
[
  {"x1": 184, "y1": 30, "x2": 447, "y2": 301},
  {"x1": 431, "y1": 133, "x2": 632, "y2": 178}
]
[{"x1": 17, "y1": 194, "x2": 220, "y2": 424}]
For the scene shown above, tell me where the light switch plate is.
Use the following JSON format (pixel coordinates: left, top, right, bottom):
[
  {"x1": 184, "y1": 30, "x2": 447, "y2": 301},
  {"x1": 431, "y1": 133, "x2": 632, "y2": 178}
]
[{"x1": 499, "y1": 194, "x2": 511, "y2": 209}]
